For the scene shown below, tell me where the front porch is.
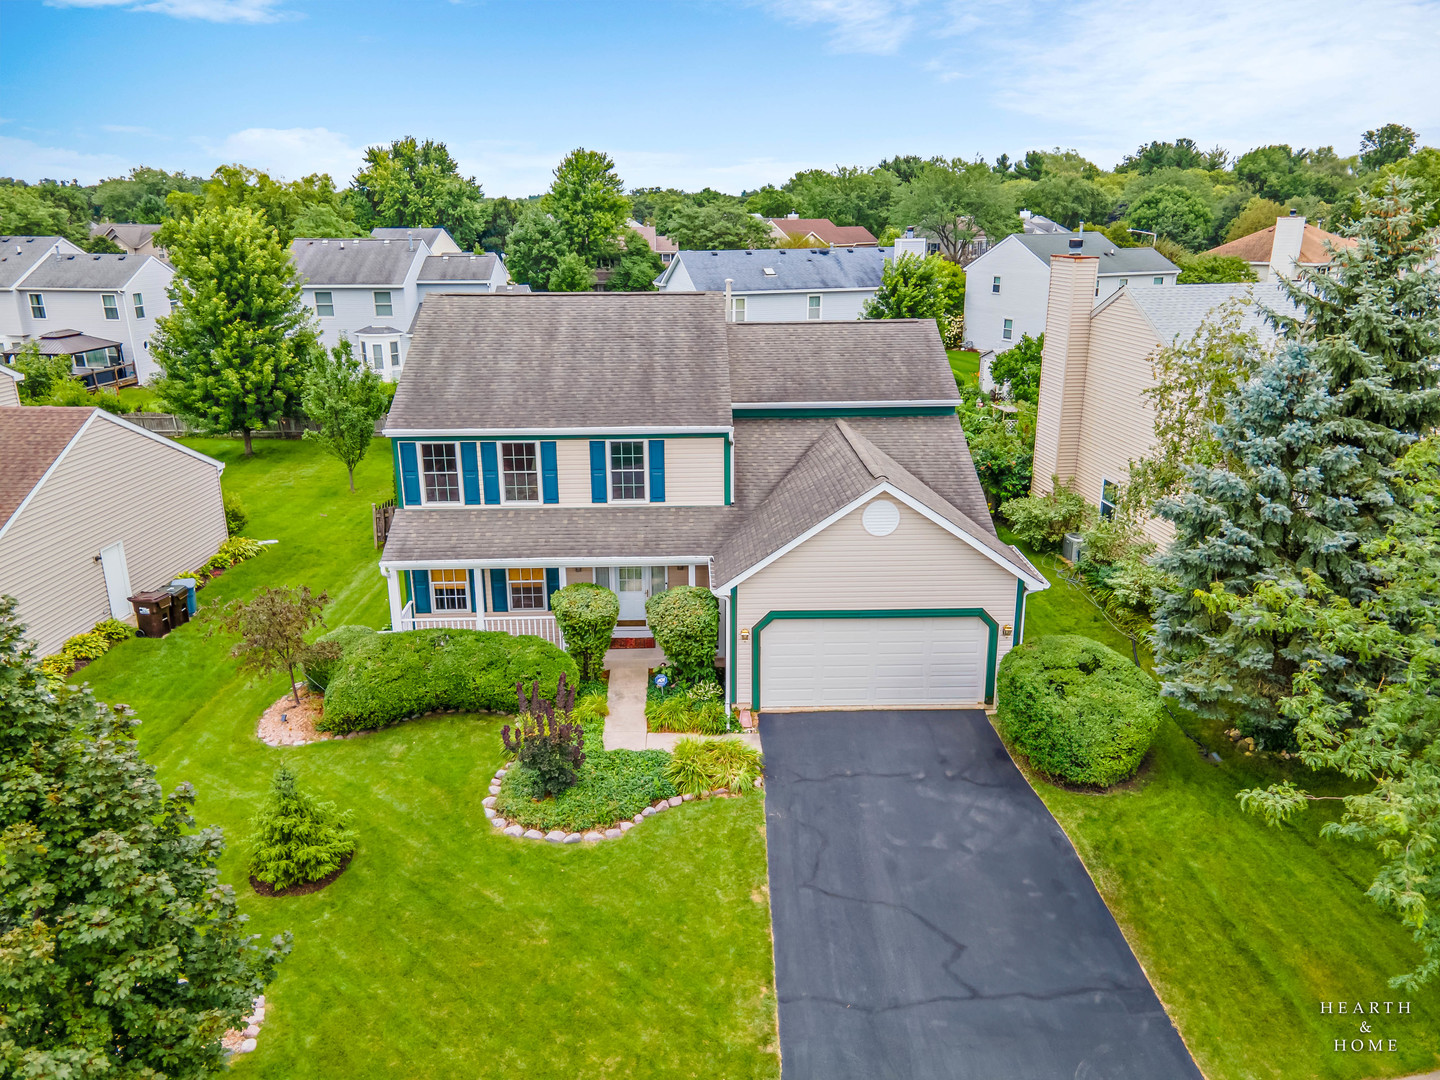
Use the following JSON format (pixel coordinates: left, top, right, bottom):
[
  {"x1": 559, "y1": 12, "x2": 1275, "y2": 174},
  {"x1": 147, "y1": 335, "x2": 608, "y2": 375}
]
[{"x1": 394, "y1": 602, "x2": 565, "y2": 646}]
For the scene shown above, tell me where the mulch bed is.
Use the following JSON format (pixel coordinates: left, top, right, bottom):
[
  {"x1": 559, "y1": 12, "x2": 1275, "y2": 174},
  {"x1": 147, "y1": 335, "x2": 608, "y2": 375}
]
[{"x1": 250, "y1": 852, "x2": 353, "y2": 897}]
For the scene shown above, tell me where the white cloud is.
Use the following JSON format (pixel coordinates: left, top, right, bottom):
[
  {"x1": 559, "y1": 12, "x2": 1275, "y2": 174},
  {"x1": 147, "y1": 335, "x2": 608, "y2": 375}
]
[
  {"x1": 101, "y1": 124, "x2": 164, "y2": 137},
  {"x1": 46, "y1": 0, "x2": 289, "y2": 23},
  {"x1": 196, "y1": 127, "x2": 366, "y2": 182},
  {"x1": 752, "y1": 0, "x2": 917, "y2": 54},
  {"x1": 0, "y1": 135, "x2": 134, "y2": 183}
]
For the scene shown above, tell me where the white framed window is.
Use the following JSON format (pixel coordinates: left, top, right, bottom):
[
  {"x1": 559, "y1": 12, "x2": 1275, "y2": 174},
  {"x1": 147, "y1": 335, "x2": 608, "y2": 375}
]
[
  {"x1": 1100, "y1": 479, "x2": 1120, "y2": 520},
  {"x1": 1002, "y1": 318, "x2": 1013, "y2": 341},
  {"x1": 431, "y1": 568, "x2": 469, "y2": 612},
  {"x1": 1119, "y1": 278, "x2": 1128, "y2": 288},
  {"x1": 373, "y1": 291, "x2": 393, "y2": 317},
  {"x1": 101, "y1": 294, "x2": 120, "y2": 320},
  {"x1": 29, "y1": 294, "x2": 45, "y2": 319},
  {"x1": 992, "y1": 276, "x2": 1001, "y2": 294},
  {"x1": 609, "y1": 440, "x2": 646, "y2": 502},
  {"x1": 389, "y1": 341, "x2": 401, "y2": 368},
  {"x1": 315, "y1": 291, "x2": 334, "y2": 317},
  {"x1": 370, "y1": 343, "x2": 384, "y2": 370},
  {"x1": 508, "y1": 567, "x2": 547, "y2": 610},
  {"x1": 731, "y1": 296, "x2": 746, "y2": 323},
  {"x1": 133, "y1": 293, "x2": 145, "y2": 319},
  {"x1": 419, "y1": 442, "x2": 461, "y2": 504},
  {"x1": 500, "y1": 441, "x2": 540, "y2": 503},
  {"x1": 807, "y1": 294, "x2": 821, "y2": 320},
  {"x1": 1153, "y1": 276, "x2": 1164, "y2": 285}
]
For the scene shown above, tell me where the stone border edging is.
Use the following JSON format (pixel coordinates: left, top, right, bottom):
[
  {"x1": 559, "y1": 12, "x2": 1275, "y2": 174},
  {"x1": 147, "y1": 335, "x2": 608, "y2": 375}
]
[
  {"x1": 223, "y1": 994, "x2": 267, "y2": 1056},
  {"x1": 482, "y1": 763, "x2": 764, "y2": 842}
]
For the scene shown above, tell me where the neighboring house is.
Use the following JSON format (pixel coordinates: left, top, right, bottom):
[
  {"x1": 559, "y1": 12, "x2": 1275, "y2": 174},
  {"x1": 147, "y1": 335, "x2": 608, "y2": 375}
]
[
  {"x1": 290, "y1": 232, "x2": 510, "y2": 381},
  {"x1": 1204, "y1": 211, "x2": 1355, "y2": 281},
  {"x1": 0, "y1": 237, "x2": 174, "y2": 384},
  {"x1": 0, "y1": 364, "x2": 20, "y2": 407},
  {"x1": 965, "y1": 231, "x2": 1180, "y2": 389},
  {"x1": 2, "y1": 329, "x2": 137, "y2": 391},
  {"x1": 91, "y1": 222, "x2": 164, "y2": 258},
  {"x1": 370, "y1": 227, "x2": 464, "y2": 254},
  {"x1": 656, "y1": 235, "x2": 928, "y2": 322},
  {"x1": 378, "y1": 292, "x2": 1045, "y2": 712},
  {"x1": 0, "y1": 402, "x2": 227, "y2": 657},
  {"x1": 1030, "y1": 253, "x2": 1287, "y2": 543},
  {"x1": 1018, "y1": 211, "x2": 1068, "y2": 235},
  {"x1": 766, "y1": 214, "x2": 879, "y2": 247},
  {"x1": 626, "y1": 220, "x2": 679, "y2": 265}
]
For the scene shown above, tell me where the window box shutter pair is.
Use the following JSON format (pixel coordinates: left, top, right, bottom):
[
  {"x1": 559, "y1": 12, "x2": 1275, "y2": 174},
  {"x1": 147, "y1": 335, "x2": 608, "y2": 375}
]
[{"x1": 589, "y1": 439, "x2": 665, "y2": 502}]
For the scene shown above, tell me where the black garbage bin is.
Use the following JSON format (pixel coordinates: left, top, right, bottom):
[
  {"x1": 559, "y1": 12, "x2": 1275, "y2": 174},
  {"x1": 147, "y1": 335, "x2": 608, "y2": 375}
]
[
  {"x1": 129, "y1": 590, "x2": 173, "y2": 638},
  {"x1": 166, "y1": 582, "x2": 191, "y2": 627}
]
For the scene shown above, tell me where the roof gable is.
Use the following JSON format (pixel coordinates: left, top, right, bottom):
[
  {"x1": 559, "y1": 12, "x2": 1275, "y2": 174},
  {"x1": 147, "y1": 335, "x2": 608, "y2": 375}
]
[
  {"x1": 768, "y1": 218, "x2": 879, "y2": 246},
  {"x1": 291, "y1": 237, "x2": 427, "y2": 286},
  {"x1": 673, "y1": 246, "x2": 889, "y2": 292},
  {"x1": 0, "y1": 236, "x2": 86, "y2": 289},
  {"x1": 1013, "y1": 232, "x2": 1179, "y2": 274},
  {"x1": 1205, "y1": 221, "x2": 1357, "y2": 264},
  {"x1": 16, "y1": 252, "x2": 154, "y2": 291},
  {"x1": 0, "y1": 407, "x2": 95, "y2": 530}
]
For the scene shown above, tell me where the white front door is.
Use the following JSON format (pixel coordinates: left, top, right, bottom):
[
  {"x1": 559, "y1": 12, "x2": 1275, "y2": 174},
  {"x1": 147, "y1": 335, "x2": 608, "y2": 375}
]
[
  {"x1": 98, "y1": 541, "x2": 132, "y2": 619},
  {"x1": 615, "y1": 566, "x2": 646, "y2": 621}
]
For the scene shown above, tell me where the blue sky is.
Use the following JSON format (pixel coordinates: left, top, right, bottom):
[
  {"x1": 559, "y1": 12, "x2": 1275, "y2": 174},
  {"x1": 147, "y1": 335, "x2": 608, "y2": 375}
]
[{"x1": 3, "y1": 0, "x2": 1439, "y2": 195}]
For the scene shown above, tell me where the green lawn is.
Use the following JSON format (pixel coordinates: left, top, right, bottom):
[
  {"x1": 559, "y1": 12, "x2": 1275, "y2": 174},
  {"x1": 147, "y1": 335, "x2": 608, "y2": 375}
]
[
  {"x1": 76, "y1": 438, "x2": 779, "y2": 1079},
  {"x1": 947, "y1": 348, "x2": 980, "y2": 393},
  {"x1": 1003, "y1": 528, "x2": 1440, "y2": 1080}
]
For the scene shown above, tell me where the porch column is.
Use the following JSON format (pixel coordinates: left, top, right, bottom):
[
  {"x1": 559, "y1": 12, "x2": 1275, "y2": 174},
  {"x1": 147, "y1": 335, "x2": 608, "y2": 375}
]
[
  {"x1": 688, "y1": 564, "x2": 696, "y2": 587},
  {"x1": 383, "y1": 567, "x2": 403, "y2": 629}
]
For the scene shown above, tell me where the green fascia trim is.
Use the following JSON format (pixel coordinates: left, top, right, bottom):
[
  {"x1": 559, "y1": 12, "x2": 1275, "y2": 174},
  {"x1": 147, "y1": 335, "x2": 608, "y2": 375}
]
[
  {"x1": 749, "y1": 608, "x2": 999, "y2": 710},
  {"x1": 1014, "y1": 578, "x2": 1027, "y2": 647},
  {"x1": 729, "y1": 586, "x2": 738, "y2": 705},
  {"x1": 391, "y1": 438, "x2": 403, "y2": 509},
  {"x1": 724, "y1": 436, "x2": 732, "y2": 506},
  {"x1": 730, "y1": 405, "x2": 957, "y2": 419},
  {"x1": 394, "y1": 432, "x2": 727, "y2": 441}
]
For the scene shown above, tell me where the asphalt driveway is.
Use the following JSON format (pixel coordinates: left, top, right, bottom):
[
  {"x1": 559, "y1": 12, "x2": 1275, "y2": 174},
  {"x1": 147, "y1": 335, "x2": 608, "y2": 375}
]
[{"x1": 760, "y1": 709, "x2": 1202, "y2": 1080}]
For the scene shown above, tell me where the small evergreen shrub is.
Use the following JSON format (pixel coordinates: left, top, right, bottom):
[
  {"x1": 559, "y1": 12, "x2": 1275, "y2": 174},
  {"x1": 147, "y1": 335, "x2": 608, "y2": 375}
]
[
  {"x1": 319, "y1": 628, "x2": 577, "y2": 732},
  {"x1": 995, "y1": 634, "x2": 1163, "y2": 788},
  {"x1": 223, "y1": 492, "x2": 249, "y2": 536},
  {"x1": 1002, "y1": 479, "x2": 1095, "y2": 551},
  {"x1": 247, "y1": 764, "x2": 357, "y2": 891},
  {"x1": 645, "y1": 587, "x2": 719, "y2": 680},
  {"x1": 502, "y1": 676, "x2": 586, "y2": 797},
  {"x1": 550, "y1": 583, "x2": 618, "y2": 680},
  {"x1": 664, "y1": 737, "x2": 764, "y2": 796}
]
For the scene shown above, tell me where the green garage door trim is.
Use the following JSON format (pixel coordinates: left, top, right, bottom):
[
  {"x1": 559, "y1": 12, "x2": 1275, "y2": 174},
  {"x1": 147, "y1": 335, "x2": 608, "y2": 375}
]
[{"x1": 750, "y1": 608, "x2": 999, "y2": 710}]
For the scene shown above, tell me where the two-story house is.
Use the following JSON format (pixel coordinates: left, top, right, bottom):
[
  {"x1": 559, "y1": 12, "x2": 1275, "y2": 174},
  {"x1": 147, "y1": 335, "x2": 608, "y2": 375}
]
[
  {"x1": 379, "y1": 292, "x2": 1045, "y2": 712},
  {"x1": 0, "y1": 236, "x2": 174, "y2": 385},
  {"x1": 291, "y1": 230, "x2": 510, "y2": 380}
]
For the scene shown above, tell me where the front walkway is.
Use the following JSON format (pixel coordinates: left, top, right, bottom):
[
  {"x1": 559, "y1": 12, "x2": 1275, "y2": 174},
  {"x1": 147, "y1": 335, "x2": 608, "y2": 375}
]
[{"x1": 600, "y1": 646, "x2": 760, "y2": 751}]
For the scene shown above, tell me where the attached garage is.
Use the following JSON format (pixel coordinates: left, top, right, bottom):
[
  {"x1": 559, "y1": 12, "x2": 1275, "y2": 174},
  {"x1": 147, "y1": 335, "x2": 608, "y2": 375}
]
[{"x1": 757, "y1": 613, "x2": 993, "y2": 709}]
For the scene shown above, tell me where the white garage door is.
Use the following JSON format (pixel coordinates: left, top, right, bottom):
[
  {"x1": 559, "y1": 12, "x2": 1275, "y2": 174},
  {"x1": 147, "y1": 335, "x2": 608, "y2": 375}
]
[{"x1": 759, "y1": 616, "x2": 988, "y2": 709}]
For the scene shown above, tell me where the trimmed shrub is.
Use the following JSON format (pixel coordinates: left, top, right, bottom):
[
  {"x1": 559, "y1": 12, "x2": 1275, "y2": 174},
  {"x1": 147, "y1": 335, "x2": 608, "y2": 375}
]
[
  {"x1": 302, "y1": 624, "x2": 376, "y2": 690},
  {"x1": 995, "y1": 634, "x2": 1163, "y2": 788},
  {"x1": 645, "y1": 587, "x2": 719, "y2": 679},
  {"x1": 1002, "y1": 479, "x2": 1095, "y2": 551},
  {"x1": 247, "y1": 764, "x2": 356, "y2": 891},
  {"x1": 224, "y1": 492, "x2": 248, "y2": 536},
  {"x1": 319, "y1": 627, "x2": 577, "y2": 732},
  {"x1": 664, "y1": 737, "x2": 764, "y2": 796},
  {"x1": 550, "y1": 583, "x2": 618, "y2": 680}
]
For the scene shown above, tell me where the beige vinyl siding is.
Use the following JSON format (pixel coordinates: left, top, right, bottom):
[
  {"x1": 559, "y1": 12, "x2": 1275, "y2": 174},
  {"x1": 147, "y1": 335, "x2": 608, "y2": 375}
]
[
  {"x1": 550, "y1": 437, "x2": 725, "y2": 507},
  {"x1": 731, "y1": 496, "x2": 1021, "y2": 707},
  {"x1": 1031, "y1": 256, "x2": 1098, "y2": 495},
  {"x1": 555, "y1": 440, "x2": 592, "y2": 505},
  {"x1": 564, "y1": 567, "x2": 594, "y2": 584},
  {"x1": 0, "y1": 416, "x2": 225, "y2": 656},
  {"x1": 0, "y1": 377, "x2": 19, "y2": 408}
]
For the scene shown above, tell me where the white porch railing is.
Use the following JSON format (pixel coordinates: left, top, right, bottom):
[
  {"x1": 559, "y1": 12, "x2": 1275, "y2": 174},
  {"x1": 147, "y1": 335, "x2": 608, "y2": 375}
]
[{"x1": 393, "y1": 602, "x2": 564, "y2": 648}]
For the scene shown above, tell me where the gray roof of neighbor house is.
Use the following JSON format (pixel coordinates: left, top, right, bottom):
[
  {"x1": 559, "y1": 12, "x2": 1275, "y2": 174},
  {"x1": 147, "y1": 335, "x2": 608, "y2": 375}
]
[
  {"x1": 386, "y1": 292, "x2": 733, "y2": 432},
  {"x1": 290, "y1": 238, "x2": 423, "y2": 286},
  {"x1": 20, "y1": 252, "x2": 152, "y2": 290},
  {"x1": 1012, "y1": 232, "x2": 1178, "y2": 275},
  {"x1": 2, "y1": 329, "x2": 123, "y2": 357},
  {"x1": 371, "y1": 227, "x2": 451, "y2": 248},
  {"x1": 0, "y1": 406, "x2": 93, "y2": 527},
  {"x1": 94, "y1": 222, "x2": 162, "y2": 249},
  {"x1": 1116, "y1": 281, "x2": 1292, "y2": 346},
  {"x1": 418, "y1": 253, "x2": 499, "y2": 282},
  {"x1": 727, "y1": 320, "x2": 957, "y2": 405},
  {"x1": 668, "y1": 246, "x2": 891, "y2": 292},
  {"x1": 354, "y1": 325, "x2": 403, "y2": 335},
  {"x1": 0, "y1": 236, "x2": 84, "y2": 288}
]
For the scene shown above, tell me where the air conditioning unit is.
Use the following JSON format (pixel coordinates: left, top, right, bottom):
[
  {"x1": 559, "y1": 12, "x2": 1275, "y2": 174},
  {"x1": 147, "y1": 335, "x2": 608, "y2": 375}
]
[{"x1": 1061, "y1": 532, "x2": 1084, "y2": 564}]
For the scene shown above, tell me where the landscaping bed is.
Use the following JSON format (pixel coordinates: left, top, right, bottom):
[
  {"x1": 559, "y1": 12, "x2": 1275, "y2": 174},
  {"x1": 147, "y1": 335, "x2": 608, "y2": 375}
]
[{"x1": 644, "y1": 664, "x2": 739, "y2": 734}]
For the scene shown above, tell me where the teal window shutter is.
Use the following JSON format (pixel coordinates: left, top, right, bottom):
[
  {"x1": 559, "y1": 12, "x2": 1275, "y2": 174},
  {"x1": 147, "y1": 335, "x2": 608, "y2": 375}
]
[
  {"x1": 460, "y1": 443, "x2": 481, "y2": 505},
  {"x1": 648, "y1": 439, "x2": 665, "y2": 503},
  {"x1": 399, "y1": 442, "x2": 421, "y2": 505},
  {"x1": 469, "y1": 569, "x2": 478, "y2": 613},
  {"x1": 545, "y1": 568, "x2": 560, "y2": 608},
  {"x1": 590, "y1": 440, "x2": 607, "y2": 503},
  {"x1": 480, "y1": 442, "x2": 500, "y2": 504},
  {"x1": 489, "y1": 568, "x2": 508, "y2": 612},
  {"x1": 541, "y1": 441, "x2": 559, "y2": 504},
  {"x1": 411, "y1": 570, "x2": 431, "y2": 614}
]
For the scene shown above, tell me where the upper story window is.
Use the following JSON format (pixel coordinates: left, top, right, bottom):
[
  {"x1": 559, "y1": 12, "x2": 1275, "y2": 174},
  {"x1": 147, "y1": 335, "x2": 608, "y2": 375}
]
[
  {"x1": 610, "y1": 440, "x2": 646, "y2": 501},
  {"x1": 807, "y1": 295, "x2": 821, "y2": 320},
  {"x1": 731, "y1": 296, "x2": 746, "y2": 323},
  {"x1": 1119, "y1": 278, "x2": 1128, "y2": 288},
  {"x1": 420, "y1": 442, "x2": 460, "y2": 504},
  {"x1": 133, "y1": 293, "x2": 145, "y2": 319},
  {"x1": 315, "y1": 291, "x2": 334, "y2": 317},
  {"x1": 29, "y1": 294, "x2": 45, "y2": 319},
  {"x1": 374, "y1": 291, "x2": 393, "y2": 317},
  {"x1": 102, "y1": 294, "x2": 120, "y2": 320},
  {"x1": 389, "y1": 341, "x2": 401, "y2": 368},
  {"x1": 992, "y1": 276, "x2": 1001, "y2": 294},
  {"x1": 1100, "y1": 479, "x2": 1120, "y2": 520},
  {"x1": 501, "y1": 441, "x2": 540, "y2": 502},
  {"x1": 1153, "y1": 276, "x2": 1164, "y2": 285},
  {"x1": 431, "y1": 568, "x2": 469, "y2": 612},
  {"x1": 508, "y1": 567, "x2": 547, "y2": 610},
  {"x1": 1002, "y1": 318, "x2": 1013, "y2": 340}
]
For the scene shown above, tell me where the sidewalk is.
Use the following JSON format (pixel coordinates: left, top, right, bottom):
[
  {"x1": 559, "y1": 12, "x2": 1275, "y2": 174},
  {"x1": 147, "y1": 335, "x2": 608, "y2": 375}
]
[{"x1": 600, "y1": 646, "x2": 761, "y2": 752}]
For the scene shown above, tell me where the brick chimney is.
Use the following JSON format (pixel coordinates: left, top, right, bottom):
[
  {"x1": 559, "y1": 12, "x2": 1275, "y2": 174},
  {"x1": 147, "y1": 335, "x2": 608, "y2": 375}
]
[
  {"x1": 1269, "y1": 210, "x2": 1306, "y2": 279},
  {"x1": 1032, "y1": 254, "x2": 1100, "y2": 495}
]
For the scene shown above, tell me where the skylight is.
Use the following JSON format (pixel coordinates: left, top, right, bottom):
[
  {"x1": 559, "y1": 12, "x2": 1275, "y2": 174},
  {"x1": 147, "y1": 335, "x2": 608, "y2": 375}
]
[{"x1": 763, "y1": 267, "x2": 776, "y2": 276}]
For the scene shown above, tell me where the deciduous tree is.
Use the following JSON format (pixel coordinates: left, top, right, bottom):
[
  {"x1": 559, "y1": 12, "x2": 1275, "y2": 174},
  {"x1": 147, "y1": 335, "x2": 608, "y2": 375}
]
[
  {"x1": 606, "y1": 228, "x2": 665, "y2": 291},
  {"x1": 860, "y1": 253, "x2": 943, "y2": 320},
  {"x1": 549, "y1": 252, "x2": 595, "y2": 292},
  {"x1": 893, "y1": 161, "x2": 1018, "y2": 262},
  {"x1": 1176, "y1": 253, "x2": 1258, "y2": 284},
  {"x1": 1125, "y1": 184, "x2": 1213, "y2": 250},
  {"x1": 541, "y1": 148, "x2": 629, "y2": 264},
  {"x1": 504, "y1": 206, "x2": 567, "y2": 289},
  {"x1": 209, "y1": 585, "x2": 330, "y2": 705},
  {"x1": 663, "y1": 203, "x2": 773, "y2": 250},
  {"x1": 347, "y1": 137, "x2": 487, "y2": 249},
  {"x1": 990, "y1": 332, "x2": 1044, "y2": 402},
  {"x1": 301, "y1": 338, "x2": 388, "y2": 491}
]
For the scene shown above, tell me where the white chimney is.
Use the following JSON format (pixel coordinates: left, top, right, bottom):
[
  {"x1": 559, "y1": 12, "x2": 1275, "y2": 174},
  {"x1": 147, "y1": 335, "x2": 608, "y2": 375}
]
[
  {"x1": 724, "y1": 278, "x2": 733, "y2": 321},
  {"x1": 892, "y1": 231, "x2": 928, "y2": 260},
  {"x1": 1270, "y1": 210, "x2": 1307, "y2": 280}
]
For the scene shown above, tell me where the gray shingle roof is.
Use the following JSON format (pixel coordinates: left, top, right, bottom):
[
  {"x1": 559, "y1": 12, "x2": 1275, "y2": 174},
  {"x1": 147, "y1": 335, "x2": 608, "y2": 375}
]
[
  {"x1": 418, "y1": 253, "x2": 498, "y2": 282},
  {"x1": 386, "y1": 293, "x2": 733, "y2": 432},
  {"x1": 354, "y1": 325, "x2": 402, "y2": 335},
  {"x1": 2, "y1": 329, "x2": 122, "y2": 356},
  {"x1": 19, "y1": 251, "x2": 150, "y2": 290},
  {"x1": 0, "y1": 406, "x2": 93, "y2": 527},
  {"x1": 0, "y1": 236, "x2": 74, "y2": 288},
  {"x1": 1119, "y1": 281, "x2": 1292, "y2": 346},
  {"x1": 291, "y1": 238, "x2": 422, "y2": 286},
  {"x1": 371, "y1": 227, "x2": 450, "y2": 248},
  {"x1": 1013, "y1": 232, "x2": 1178, "y2": 274},
  {"x1": 670, "y1": 246, "x2": 890, "y2": 292},
  {"x1": 727, "y1": 320, "x2": 958, "y2": 404}
]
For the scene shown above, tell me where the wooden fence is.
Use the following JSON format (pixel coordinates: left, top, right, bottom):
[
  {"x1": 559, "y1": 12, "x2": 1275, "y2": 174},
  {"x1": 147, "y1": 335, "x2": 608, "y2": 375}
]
[
  {"x1": 373, "y1": 499, "x2": 397, "y2": 548},
  {"x1": 124, "y1": 413, "x2": 389, "y2": 439}
]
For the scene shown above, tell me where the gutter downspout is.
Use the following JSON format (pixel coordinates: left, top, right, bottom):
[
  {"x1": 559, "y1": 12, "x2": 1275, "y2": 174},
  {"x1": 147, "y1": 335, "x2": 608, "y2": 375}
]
[{"x1": 724, "y1": 278, "x2": 733, "y2": 322}]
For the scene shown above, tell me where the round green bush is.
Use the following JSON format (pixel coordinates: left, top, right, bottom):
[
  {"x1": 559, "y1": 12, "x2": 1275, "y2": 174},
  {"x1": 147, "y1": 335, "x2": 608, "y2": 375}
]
[
  {"x1": 550, "y1": 583, "x2": 619, "y2": 680},
  {"x1": 644, "y1": 586, "x2": 718, "y2": 679},
  {"x1": 995, "y1": 634, "x2": 1162, "y2": 788},
  {"x1": 303, "y1": 624, "x2": 379, "y2": 690}
]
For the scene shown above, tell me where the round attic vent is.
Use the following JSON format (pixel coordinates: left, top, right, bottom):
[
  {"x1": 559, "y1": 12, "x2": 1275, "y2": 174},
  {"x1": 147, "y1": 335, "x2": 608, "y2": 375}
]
[{"x1": 863, "y1": 499, "x2": 900, "y2": 537}]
